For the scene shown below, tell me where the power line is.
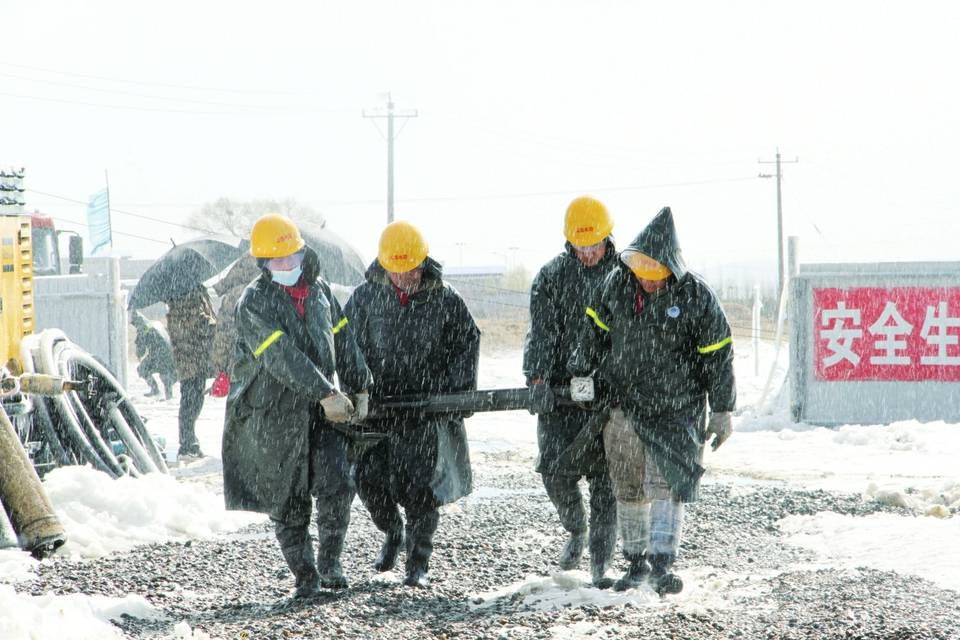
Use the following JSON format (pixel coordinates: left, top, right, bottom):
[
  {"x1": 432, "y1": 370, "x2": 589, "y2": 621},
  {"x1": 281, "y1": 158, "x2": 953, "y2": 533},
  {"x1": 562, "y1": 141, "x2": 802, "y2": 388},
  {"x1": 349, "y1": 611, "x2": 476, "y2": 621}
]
[
  {"x1": 43, "y1": 214, "x2": 172, "y2": 246},
  {"x1": 0, "y1": 71, "x2": 317, "y2": 112},
  {"x1": 0, "y1": 90, "x2": 234, "y2": 115},
  {"x1": 0, "y1": 61, "x2": 308, "y2": 96},
  {"x1": 30, "y1": 189, "x2": 217, "y2": 236}
]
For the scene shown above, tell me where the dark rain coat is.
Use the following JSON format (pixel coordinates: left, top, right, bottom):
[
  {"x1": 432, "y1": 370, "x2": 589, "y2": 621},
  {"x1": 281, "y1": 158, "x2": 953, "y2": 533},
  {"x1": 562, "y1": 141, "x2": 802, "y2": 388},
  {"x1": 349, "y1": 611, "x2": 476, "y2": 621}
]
[
  {"x1": 222, "y1": 247, "x2": 372, "y2": 521},
  {"x1": 344, "y1": 258, "x2": 479, "y2": 506},
  {"x1": 132, "y1": 314, "x2": 177, "y2": 383},
  {"x1": 166, "y1": 286, "x2": 217, "y2": 380},
  {"x1": 569, "y1": 207, "x2": 736, "y2": 501},
  {"x1": 523, "y1": 240, "x2": 617, "y2": 477}
]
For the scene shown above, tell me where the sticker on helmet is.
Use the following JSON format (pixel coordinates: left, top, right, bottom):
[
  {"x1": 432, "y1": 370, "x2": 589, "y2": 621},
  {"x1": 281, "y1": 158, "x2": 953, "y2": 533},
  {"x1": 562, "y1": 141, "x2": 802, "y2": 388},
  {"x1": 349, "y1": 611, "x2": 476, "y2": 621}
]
[{"x1": 667, "y1": 305, "x2": 681, "y2": 318}]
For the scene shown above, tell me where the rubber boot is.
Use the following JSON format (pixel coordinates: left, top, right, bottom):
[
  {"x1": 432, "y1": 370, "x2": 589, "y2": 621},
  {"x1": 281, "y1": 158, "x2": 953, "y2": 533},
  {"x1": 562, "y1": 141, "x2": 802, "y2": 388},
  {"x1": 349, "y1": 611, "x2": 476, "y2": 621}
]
[
  {"x1": 613, "y1": 552, "x2": 651, "y2": 592},
  {"x1": 144, "y1": 376, "x2": 161, "y2": 398},
  {"x1": 589, "y1": 520, "x2": 616, "y2": 589},
  {"x1": 649, "y1": 553, "x2": 683, "y2": 596},
  {"x1": 161, "y1": 376, "x2": 176, "y2": 401},
  {"x1": 275, "y1": 522, "x2": 320, "y2": 599},
  {"x1": 374, "y1": 528, "x2": 405, "y2": 573},
  {"x1": 558, "y1": 530, "x2": 587, "y2": 570},
  {"x1": 404, "y1": 510, "x2": 438, "y2": 588},
  {"x1": 316, "y1": 493, "x2": 352, "y2": 590}
]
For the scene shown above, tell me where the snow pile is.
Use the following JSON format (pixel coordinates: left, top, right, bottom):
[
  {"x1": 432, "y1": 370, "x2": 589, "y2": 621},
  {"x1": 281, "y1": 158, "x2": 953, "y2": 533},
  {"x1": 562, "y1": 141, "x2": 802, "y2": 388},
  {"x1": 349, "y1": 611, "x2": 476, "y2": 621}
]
[
  {"x1": 0, "y1": 549, "x2": 38, "y2": 583},
  {"x1": 710, "y1": 415, "x2": 960, "y2": 514},
  {"x1": 43, "y1": 465, "x2": 263, "y2": 559},
  {"x1": 0, "y1": 584, "x2": 164, "y2": 640},
  {"x1": 469, "y1": 567, "x2": 773, "y2": 616},
  {"x1": 779, "y1": 511, "x2": 960, "y2": 591},
  {"x1": 164, "y1": 621, "x2": 213, "y2": 639}
]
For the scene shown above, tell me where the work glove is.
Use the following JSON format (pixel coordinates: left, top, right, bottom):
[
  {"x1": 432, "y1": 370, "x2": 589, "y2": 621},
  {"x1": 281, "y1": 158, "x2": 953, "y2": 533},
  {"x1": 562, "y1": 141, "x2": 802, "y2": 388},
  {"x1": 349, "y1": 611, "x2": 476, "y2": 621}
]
[
  {"x1": 706, "y1": 411, "x2": 733, "y2": 451},
  {"x1": 569, "y1": 376, "x2": 595, "y2": 402},
  {"x1": 353, "y1": 391, "x2": 369, "y2": 422},
  {"x1": 210, "y1": 371, "x2": 231, "y2": 398},
  {"x1": 320, "y1": 390, "x2": 355, "y2": 424},
  {"x1": 528, "y1": 381, "x2": 555, "y2": 415}
]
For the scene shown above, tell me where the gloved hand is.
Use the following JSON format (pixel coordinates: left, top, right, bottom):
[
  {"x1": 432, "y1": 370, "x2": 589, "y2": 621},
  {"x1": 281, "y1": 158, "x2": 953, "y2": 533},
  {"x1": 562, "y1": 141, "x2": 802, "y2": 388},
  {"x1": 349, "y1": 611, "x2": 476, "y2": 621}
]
[
  {"x1": 569, "y1": 376, "x2": 595, "y2": 402},
  {"x1": 320, "y1": 390, "x2": 355, "y2": 424},
  {"x1": 353, "y1": 391, "x2": 369, "y2": 422},
  {"x1": 210, "y1": 371, "x2": 230, "y2": 398},
  {"x1": 528, "y1": 381, "x2": 555, "y2": 415},
  {"x1": 706, "y1": 411, "x2": 733, "y2": 451}
]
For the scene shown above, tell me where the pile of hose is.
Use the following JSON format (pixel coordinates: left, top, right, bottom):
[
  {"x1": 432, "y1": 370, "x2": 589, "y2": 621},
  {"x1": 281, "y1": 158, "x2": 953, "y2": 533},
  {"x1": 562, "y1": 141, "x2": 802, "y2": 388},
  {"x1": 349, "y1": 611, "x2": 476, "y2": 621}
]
[{"x1": 17, "y1": 329, "x2": 168, "y2": 478}]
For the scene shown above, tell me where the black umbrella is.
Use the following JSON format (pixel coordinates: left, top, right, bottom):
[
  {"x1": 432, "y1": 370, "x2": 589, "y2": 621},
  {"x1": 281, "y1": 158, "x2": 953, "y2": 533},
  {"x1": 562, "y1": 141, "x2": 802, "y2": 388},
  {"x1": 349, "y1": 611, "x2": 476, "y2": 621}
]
[
  {"x1": 300, "y1": 227, "x2": 366, "y2": 286},
  {"x1": 128, "y1": 240, "x2": 241, "y2": 310}
]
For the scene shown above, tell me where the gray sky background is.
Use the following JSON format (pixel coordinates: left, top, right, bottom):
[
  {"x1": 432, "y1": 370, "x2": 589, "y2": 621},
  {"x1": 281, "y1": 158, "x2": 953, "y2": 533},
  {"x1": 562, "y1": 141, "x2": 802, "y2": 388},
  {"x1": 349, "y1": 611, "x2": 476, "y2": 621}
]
[{"x1": 3, "y1": 1, "x2": 959, "y2": 278}]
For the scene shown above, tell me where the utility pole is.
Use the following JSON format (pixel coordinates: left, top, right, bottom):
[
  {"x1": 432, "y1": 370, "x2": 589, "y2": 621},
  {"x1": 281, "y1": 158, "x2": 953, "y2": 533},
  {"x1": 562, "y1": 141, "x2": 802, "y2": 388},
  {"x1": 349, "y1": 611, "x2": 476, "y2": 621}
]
[
  {"x1": 363, "y1": 93, "x2": 418, "y2": 224},
  {"x1": 759, "y1": 149, "x2": 798, "y2": 302}
]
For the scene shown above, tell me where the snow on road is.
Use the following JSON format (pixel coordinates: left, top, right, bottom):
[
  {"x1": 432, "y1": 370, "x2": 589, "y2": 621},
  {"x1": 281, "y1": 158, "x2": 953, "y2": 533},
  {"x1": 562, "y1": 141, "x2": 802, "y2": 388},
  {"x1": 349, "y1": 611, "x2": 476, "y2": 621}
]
[{"x1": 1, "y1": 338, "x2": 958, "y2": 638}]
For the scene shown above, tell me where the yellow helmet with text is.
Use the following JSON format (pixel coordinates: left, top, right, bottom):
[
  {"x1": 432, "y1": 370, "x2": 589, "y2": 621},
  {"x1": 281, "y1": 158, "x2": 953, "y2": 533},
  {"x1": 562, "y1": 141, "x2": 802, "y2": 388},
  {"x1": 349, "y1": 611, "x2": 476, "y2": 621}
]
[
  {"x1": 563, "y1": 196, "x2": 613, "y2": 247},
  {"x1": 378, "y1": 220, "x2": 428, "y2": 273},
  {"x1": 250, "y1": 213, "x2": 305, "y2": 258},
  {"x1": 621, "y1": 249, "x2": 672, "y2": 280}
]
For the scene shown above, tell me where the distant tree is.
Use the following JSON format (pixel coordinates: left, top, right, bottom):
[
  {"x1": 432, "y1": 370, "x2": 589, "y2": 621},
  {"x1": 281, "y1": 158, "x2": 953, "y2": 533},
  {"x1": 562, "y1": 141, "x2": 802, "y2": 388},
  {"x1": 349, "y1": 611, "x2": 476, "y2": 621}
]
[
  {"x1": 501, "y1": 265, "x2": 532, "y2": 292},
  {"x1": 187, "y1": 198, "x2": 326, "y2": 239}
]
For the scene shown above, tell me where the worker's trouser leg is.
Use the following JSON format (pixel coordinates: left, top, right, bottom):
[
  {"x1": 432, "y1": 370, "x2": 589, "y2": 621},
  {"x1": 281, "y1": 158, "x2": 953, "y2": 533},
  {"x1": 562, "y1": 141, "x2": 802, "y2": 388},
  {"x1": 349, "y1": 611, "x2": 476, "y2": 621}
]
[
  {"x1": 542, "y1": 472, "x2": 586, "y2": 535},
  {"x1": 603, "y1": 409, "x2": 684, "y2": 560},
  {"x1": 586, "y1": 472, "x2": 618, "y2": 574},
  {"x1": 177, "y1": 376, "x2": 205, "y2": 456},
  {"x1": 402, "y1": 491, "x2": 439, "y2": 578},
  {"x1": 273, "y1": 515, "x2": 319, "y2": 596},
  {"x1": 314, "y1": 490, "x2": 353, "y2": 581}
]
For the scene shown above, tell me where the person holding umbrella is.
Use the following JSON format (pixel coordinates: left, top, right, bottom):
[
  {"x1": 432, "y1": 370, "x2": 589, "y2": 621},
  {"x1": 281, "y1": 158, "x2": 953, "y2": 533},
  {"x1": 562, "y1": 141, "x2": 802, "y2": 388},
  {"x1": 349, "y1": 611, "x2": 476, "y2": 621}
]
[
  {"x1": 222, "y1": 213, "x2": 372, "y2": 598},
  {"x1": 165, "y1": 284, "x2": 216, "y2": 460}
]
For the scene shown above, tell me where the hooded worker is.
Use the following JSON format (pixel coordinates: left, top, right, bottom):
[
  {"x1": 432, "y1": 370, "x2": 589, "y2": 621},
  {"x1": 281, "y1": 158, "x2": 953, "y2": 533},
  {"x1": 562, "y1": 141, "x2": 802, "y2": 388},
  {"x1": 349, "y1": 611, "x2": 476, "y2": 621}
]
[
  {"x1": 344, "y1": 220, "x2": 479, "y2": 588},
  {"x1": 222, "y1": 213, "x2": 372, "y2": 599},
  {"x1": 523, "y1": 196, "x2": 619, "y2": 588},
  {"x1": 569, "y1": 206, "x2": 736, "y2": 595}
]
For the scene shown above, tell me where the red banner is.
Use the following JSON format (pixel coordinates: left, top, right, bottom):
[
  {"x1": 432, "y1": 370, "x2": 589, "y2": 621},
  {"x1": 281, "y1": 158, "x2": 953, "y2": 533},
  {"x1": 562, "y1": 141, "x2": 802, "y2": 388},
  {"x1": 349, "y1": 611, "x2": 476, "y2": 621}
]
[{"x1": 813, "y1": 287, "x2": 960, "y2": 381}]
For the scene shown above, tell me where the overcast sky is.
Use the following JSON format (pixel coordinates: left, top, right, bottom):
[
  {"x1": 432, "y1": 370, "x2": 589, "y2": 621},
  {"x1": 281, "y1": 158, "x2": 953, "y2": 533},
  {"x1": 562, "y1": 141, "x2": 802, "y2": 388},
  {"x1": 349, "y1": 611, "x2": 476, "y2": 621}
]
[{"x1": 3, "y1": 1, "x2": 959, "y2": 277}]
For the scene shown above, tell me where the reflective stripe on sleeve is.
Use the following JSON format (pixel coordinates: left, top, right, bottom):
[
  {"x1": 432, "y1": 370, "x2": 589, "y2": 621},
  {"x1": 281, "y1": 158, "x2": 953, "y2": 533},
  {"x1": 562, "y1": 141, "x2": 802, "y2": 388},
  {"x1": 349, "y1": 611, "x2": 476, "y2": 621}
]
[
  {"x1": 331, "y1": 317, "x2": 349, "y2": 335},
  {"x1": 585, "y1": 307, "x2": 610, "y2": 332},
  {"x1": 253, "y1": 330, "x2": 284, "y2": 358},
  {"x1": 697, "y1": 336, "x2": 732, "y2": 354}
]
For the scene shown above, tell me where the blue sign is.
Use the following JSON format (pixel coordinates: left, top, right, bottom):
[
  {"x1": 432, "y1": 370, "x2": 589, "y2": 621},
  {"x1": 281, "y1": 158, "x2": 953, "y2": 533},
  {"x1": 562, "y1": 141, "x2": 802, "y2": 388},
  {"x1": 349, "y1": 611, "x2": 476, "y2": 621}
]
[{"x1": 86, "y1": 188, "x2": 111, "y2": 255}]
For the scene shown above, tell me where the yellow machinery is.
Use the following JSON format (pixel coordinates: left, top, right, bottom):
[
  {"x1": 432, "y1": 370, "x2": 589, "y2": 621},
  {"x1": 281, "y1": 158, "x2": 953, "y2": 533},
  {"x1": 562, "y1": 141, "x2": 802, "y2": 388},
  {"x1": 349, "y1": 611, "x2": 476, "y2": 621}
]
[
  {"x1": 0, "y1": 213, "x2": 65, "y2": 557},
  {"x1": 0, "y1": 214, "x2": 34, "y2": 371}
]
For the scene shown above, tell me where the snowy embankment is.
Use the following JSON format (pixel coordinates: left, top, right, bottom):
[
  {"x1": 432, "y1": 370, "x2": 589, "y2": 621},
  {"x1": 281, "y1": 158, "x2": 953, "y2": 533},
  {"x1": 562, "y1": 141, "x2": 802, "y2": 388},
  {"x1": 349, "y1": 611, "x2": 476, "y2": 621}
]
[{"x1": 1, "y1": 338, "x2": 958, "y2": 638}]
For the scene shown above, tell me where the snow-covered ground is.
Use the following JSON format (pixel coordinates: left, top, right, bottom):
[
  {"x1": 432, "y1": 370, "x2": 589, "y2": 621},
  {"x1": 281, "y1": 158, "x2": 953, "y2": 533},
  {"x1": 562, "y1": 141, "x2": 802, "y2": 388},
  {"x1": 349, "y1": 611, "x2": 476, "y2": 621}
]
[{"x1": 1, "y1": 338, "x2": 958, "y2": 638}]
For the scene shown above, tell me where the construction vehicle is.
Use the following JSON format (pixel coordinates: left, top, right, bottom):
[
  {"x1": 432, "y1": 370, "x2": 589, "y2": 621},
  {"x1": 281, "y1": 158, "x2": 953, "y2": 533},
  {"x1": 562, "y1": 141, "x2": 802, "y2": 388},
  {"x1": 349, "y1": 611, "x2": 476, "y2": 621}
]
[
  {"x1": 0, "y1": 211, "x2": 167, "y2": 558},
  {"x1": 29, "y1": 211, "x2": 84, "y2": 276}
]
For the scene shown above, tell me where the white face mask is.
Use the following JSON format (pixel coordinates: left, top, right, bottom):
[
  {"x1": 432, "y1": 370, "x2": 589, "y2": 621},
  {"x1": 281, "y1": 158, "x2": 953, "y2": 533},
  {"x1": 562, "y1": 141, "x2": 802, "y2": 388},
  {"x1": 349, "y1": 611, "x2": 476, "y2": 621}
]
[{"x1": 271, "y1": 265, "x2": 303, "y2": 286}]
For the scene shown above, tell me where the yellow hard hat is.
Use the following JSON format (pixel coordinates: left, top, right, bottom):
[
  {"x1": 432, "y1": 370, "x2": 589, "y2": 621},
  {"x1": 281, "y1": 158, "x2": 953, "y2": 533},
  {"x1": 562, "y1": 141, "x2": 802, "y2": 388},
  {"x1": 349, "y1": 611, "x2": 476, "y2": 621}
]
[
  {"x1": 250, "y1": 213, "x2": 305, "y2": 258},
  {"x1": 378, "y1": 220, "x2": 428, "y2": 273},
  {"x1": 621, "y1": 250, "x2": 672, "y2": 280},
  {"x1": 564, "y1": 196, "x2": 613, "y2": 247}
]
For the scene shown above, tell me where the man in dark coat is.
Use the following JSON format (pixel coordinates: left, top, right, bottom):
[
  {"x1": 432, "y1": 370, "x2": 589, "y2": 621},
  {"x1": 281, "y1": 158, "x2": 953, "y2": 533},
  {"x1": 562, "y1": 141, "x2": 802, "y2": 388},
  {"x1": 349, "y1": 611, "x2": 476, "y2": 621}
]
[
  {"x1": 165, "y1": 285, "x2": 216, "y2": 459},
  {"x1": 569, "y1": 207, "x2": 736, "y2": 595},
  {"x1": 523, "y1": 196, "x2": 619, "y2": 588},
  {"x1": 131, "y1": 311, "x2": 177, "y2": 400},
  {"x1": 345, "y1": 220, "x2": 479, "y2": 588},
  {"x1": 222, "y1": 213, "x2": 372, "y2": 598}
]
